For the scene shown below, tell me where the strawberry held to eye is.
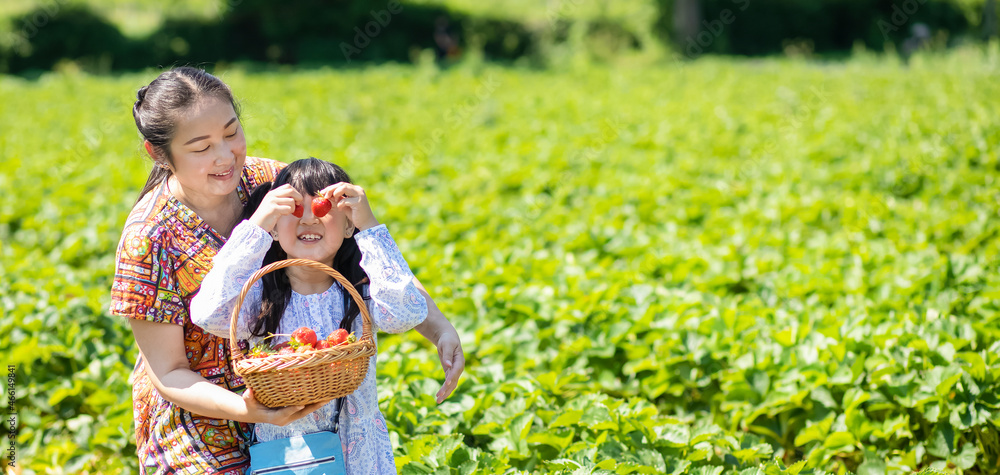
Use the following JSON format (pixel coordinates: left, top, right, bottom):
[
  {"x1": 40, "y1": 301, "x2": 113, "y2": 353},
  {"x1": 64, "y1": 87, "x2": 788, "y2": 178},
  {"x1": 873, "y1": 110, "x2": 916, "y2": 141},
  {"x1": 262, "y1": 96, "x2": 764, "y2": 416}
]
[
  {"x1": 292, "y1": 203, "x2": 304, "y2": 218},
  {"x1": 311, "y1": 196, "x2": 332, "y2": 218},
  {"x1": 291, "y1": 327, "x2": 317, "y2": 347}
]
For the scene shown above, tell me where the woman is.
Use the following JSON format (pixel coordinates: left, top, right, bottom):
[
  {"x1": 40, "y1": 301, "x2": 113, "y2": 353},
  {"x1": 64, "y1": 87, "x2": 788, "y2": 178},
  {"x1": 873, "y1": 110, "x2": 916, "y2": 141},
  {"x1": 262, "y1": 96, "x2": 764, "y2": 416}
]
[{"x1": 110, "y1": 67, "x2": 464, "y2": 474}]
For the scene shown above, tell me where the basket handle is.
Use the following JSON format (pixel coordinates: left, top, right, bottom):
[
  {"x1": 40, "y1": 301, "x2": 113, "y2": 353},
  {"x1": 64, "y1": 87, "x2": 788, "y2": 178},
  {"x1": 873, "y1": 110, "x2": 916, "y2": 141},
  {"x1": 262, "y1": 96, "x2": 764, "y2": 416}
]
[{"x1": 228, "y1": 258, "x2": 373, "y2": 364}]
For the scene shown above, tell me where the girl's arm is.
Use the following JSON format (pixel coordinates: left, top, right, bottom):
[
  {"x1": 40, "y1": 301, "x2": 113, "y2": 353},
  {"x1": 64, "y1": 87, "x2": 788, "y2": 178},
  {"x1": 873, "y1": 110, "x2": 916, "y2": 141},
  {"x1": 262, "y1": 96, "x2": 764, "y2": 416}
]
[
  {"x1": 129, "y1": 318, "x2": 328, "y2": 424},
  {"x1": 354, "y1": 225, "x2": 428, "y2": 333},
  {"x1": 190, "y1": 220, "x2": 272, "y2": 340},
  {"x1": 411, "y1": 278, "x2": 465, "y2": 404}
]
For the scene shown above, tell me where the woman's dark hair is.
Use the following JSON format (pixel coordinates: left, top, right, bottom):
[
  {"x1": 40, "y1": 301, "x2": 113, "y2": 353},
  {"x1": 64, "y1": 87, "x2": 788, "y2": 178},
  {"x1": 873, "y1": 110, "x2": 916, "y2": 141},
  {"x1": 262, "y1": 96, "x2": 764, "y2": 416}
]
[
  {"x1": 131, "y1": 67, "x2": 241, "y2": 204},
  {"x1": 241, "y1": 158, "x2": 368, "y2": 338}
]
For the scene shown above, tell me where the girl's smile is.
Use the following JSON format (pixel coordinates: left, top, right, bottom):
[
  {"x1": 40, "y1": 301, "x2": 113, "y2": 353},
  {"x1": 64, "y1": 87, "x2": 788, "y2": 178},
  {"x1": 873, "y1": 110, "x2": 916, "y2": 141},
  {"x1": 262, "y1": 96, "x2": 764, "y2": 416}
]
[{"x1": 297, "y1": 232, "x2": 323, "y2": 243}]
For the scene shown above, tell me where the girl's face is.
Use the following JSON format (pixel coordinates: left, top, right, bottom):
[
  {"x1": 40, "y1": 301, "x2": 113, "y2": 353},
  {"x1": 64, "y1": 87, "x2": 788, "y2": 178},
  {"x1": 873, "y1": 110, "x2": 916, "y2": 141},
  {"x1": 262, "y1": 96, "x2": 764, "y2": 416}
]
[
  {"x1": 274, "y1": 192, "x2": 353, "y2": 265},
  {"x1": 161, "y1": 97, "x2": 247, "y2": 202}
]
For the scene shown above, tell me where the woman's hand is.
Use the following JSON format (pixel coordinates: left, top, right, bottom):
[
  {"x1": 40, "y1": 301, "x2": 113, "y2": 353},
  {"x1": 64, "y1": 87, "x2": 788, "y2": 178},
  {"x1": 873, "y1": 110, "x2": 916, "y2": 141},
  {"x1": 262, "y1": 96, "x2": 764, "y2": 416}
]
[
  {"x1": 249, "y1": 184, "x2": 302, "y2": 233},
  {"x1": 241, "y1": 388, "x2": 330, "y2": 426},
  {"x1": 320, "y1": 182, "x2": 379, "y2": 232},
  {"x1": 433, "y1": 328, "x2": 465, "y2": 404},
  {"x1": 410, "y1": 278, "x2": 466, "y2": 404}
]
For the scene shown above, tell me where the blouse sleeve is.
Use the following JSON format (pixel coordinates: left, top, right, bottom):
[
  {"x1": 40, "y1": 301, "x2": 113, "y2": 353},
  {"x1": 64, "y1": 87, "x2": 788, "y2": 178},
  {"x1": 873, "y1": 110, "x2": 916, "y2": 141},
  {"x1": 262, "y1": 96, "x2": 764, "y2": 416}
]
[
  {"x1": 190, "y1": 220, "x2": 272, "y2": 341},
  {"x1": 110, "y1": 223, "x2": 187, "y2": 324},
  {"x1": 354, "y1": 225, "x2": 428, "y2": 334}
]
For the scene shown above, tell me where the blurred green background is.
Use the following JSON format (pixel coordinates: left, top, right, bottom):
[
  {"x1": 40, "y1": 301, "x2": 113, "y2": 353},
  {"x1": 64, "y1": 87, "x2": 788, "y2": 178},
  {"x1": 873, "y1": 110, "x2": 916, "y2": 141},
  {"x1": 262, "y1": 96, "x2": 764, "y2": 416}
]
[
  {"x1": 3, "y1": 1, "x2": 1000, "y2": 475},
  {"x1": 0, "y1": 0, "x2": 998, "y2": 73}
]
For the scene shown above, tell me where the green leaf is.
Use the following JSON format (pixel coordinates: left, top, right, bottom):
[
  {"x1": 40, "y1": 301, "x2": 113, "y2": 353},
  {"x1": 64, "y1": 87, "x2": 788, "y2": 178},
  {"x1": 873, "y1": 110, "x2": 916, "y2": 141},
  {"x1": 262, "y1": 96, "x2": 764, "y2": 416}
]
[
  {"x1": 527, "y1": 429, "x2": 575, "y2": 451},
  {"x1": 957, "y1": 352, "x2": 986, "y2": 380},
  {"x1": 775, "y1": 327, "x2": 796, "y2": 347},
  {"x1": 857, "y1": 449, "x2": 887, "y2": 475},
  {"x1": 551, "y1": 409, "x2": 584, "y2": 428},
  {"x1": 953, "y1": 442, "x2": 978, "y2": 469},
  {"x1": 400, "y1": 462, "x2": 435, "y2": 475},
  {"x1": 655, "y1": 424, "x2": 689, "y2": 447},
  {"x1": 936, "y1": 370, "x2": 963, "y2": 397},
  {"x1": 823, "y1": 432, "x2": 856, "y2": 449},
  {"x1": 785, "y1": 460, "x2": 807, "y2": 475},
  {"x1": 927, "y1": 422, "x2": 955, "y2": 458}
]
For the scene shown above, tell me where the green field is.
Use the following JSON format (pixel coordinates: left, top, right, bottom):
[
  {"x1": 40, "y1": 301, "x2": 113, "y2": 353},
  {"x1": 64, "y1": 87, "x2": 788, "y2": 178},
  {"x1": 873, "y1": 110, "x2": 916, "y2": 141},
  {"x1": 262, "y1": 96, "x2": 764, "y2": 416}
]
[{"x1": 3, "y1": 48, "x2": 1000, "y2": 474}]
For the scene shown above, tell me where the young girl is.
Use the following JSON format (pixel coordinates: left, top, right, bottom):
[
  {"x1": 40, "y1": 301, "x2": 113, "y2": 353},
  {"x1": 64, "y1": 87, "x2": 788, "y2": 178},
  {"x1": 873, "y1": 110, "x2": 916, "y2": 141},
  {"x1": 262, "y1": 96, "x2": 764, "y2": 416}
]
[{"x1": 191, "y1": 157, "x2": 428, "y2": 474}]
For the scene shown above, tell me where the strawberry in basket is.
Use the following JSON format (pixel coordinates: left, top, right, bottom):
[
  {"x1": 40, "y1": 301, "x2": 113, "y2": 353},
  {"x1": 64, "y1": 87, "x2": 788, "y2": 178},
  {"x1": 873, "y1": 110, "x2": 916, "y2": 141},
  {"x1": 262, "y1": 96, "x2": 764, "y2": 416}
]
[
  {"x1": 248, "y1": 343, "x2": 276, "y2": 359},
  {"x1": 247, "y1": 327, "x2": 322, "y2": 358},
  {"x1": 291, "y1": 327, "x2": 318, "y2": 347},
  {"x1": 325, "y1": 329, "x2": 357, "y2": 347},
  {"x1": 327, "y1": 329, "x2": 348, "y2": 346}
]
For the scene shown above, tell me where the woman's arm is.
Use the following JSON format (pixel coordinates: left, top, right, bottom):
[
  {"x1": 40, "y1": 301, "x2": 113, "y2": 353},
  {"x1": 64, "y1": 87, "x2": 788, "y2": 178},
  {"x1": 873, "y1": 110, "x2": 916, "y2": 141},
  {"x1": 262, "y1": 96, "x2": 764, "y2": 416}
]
[
  {"x1": 190, "y1": 221, "x2": 271, "y2": 340},
  {"x1": 129, "y1": 319, "x2": 328, "y2": 424},
  {"x1": 411, "y1": 277, "x2": 465, "y2": 404}
]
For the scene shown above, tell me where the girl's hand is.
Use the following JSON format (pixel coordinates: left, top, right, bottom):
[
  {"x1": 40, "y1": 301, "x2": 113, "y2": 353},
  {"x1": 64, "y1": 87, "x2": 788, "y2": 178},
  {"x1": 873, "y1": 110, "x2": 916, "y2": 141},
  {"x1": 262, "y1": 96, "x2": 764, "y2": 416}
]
[
  {"x1": 242, "y1": 387, "x2": 330, "y2": 426},
  {"x1": 249, "y1": 184, "x2": 302, "y2": 233},
  {"x1": 434, "y1": 329, "x2": 465, "y2": 404},
  {"x1": 320, "y1": 182, "x2": 379, "y2": 232}
]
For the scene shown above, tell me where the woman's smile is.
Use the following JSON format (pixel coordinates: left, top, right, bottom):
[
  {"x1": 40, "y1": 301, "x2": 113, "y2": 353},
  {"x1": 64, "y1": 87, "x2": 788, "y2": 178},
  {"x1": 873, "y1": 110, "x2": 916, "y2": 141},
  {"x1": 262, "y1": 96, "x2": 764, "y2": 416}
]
[{"x1": 210, "y1": 166, "x2": 235, "y2": 180}]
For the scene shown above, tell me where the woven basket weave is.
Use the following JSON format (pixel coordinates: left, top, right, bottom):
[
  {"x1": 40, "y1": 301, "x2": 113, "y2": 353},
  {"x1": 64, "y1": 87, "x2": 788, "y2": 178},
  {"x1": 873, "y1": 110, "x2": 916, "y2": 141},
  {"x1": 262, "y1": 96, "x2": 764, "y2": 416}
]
[{"x1": 229, "y1": 258, "x2": 376, "y2": 408}]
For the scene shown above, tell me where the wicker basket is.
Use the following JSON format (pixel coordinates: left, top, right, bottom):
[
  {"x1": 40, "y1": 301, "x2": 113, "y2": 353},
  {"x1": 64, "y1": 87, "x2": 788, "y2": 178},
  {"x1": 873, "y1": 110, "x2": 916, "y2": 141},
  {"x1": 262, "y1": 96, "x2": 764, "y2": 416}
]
[{"x1": 229, "y1": 258, "x2": 376, "y2": 408}]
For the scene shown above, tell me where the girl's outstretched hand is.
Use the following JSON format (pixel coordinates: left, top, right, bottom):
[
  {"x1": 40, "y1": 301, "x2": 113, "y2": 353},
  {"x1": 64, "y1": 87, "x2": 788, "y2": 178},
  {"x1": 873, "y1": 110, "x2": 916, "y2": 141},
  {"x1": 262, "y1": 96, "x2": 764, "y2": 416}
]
[
  {"x1": 250, "y1": 184, "x2": 303, "y2": 233},
  {"x1": 320, "y1": 182, "x2": 379, "y2": 232}
]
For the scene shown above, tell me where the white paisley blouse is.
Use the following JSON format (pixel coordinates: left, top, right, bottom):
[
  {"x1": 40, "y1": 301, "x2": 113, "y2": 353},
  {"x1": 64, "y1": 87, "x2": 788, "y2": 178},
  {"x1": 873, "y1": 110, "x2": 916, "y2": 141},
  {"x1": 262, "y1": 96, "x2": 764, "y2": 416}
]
[{"x1": 191, "y1": 221, "x2": 428, "y2": 475}]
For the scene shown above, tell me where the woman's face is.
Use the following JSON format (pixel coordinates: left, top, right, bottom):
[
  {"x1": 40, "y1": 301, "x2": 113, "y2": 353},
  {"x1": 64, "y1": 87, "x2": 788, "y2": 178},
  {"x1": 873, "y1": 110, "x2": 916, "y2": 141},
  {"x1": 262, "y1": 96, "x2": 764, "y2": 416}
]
[
  {"x1": 274, "y1": 192, "x2": 352, "y2": 265},
  {"x1": 161, "y1": 97, "x2": 247, "y2": 202}
]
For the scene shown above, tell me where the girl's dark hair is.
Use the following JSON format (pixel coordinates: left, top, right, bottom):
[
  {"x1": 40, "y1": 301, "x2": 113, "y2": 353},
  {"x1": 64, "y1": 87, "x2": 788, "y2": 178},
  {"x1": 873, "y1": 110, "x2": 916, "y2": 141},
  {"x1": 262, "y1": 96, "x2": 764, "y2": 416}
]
[
  {"x1": 131, "y1": 67, "x2": 241, "y2": 204},
  {"x1": 241, "y1": 157, "x2": 368, "y2": 338}
]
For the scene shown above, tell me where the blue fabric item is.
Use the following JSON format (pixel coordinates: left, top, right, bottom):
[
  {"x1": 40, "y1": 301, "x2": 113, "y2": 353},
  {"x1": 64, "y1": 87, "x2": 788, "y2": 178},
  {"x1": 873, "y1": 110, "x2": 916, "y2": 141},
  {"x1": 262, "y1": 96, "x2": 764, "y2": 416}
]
[{"x1": 247, "y1": 431, "x2": 346, "y2": 475}]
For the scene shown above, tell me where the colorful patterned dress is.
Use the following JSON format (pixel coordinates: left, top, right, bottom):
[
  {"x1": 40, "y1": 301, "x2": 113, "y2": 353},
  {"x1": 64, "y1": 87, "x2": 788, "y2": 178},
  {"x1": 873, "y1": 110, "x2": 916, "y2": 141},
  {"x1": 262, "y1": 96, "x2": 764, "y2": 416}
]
[
  {"x1": 190, "y1": 221, "x2": 429, "y2": 475},
  {"x1": 110, "y1": 157, "x2": 285, "y2": 474}
]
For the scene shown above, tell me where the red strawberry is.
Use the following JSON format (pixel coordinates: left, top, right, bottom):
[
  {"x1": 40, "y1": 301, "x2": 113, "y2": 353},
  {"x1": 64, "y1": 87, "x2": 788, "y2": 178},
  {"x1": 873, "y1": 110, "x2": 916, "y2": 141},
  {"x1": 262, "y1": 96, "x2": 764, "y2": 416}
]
[
  {"x1": 315, "y1": 340, "x2": 331, "y2": 350},
  {"x1": 291, "y1": 327, "x2": 318, "y2": 346},
  {"x1": 278, "y1": 346, "x2": 295, "y2": 355},
  {"x1": 296, "y1": 343, "x2": 314, "y2": 353},
  {"x1": 327, "y1": 329, "x2": 348, "y2": 346},
  {"x1": 311, "y1": 197, "x2": 332, "y2": 218},
  {"x1": 292, "y1": 203, "x2": 304, "y2": 218}
]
